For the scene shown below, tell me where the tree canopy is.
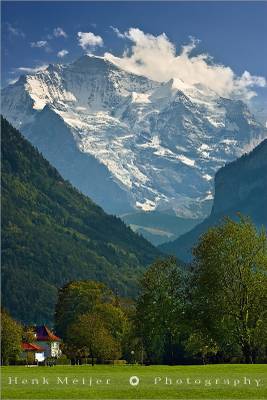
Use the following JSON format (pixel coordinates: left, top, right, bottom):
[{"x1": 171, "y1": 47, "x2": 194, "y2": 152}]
[
  {"x1": 190, "y1": 216, "x2": 267, "y2": 363},
  {"x1": 55, "y1": 280, "x2": 128, "y2": 364},
  {"x1": 136, "y1": 257, "x2": 187, "y2": 364},
  {"x1": 55, "y1": 280, "x2": 113, "y2": 339},
  {"x1": 1, "y1": 310, "x2": 22, "y2": 365},
  {"x1": 66, "y1": 313, "x2": 121, "y2": 365}
]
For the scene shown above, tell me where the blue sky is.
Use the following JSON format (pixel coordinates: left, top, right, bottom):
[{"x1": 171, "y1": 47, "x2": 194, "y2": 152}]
[{"x1": 2, "y1": 1, "x2": 267, "y2": 100}]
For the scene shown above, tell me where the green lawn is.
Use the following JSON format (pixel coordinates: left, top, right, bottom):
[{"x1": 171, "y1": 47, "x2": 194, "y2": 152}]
[{"x1": 1, "y1": 364, "x2": 267, "y2": 399}]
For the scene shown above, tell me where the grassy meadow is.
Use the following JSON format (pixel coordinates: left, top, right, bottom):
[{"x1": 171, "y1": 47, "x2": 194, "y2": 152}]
[{"x1": 1, "y1": 364, "x2": 267, "y2": 399}]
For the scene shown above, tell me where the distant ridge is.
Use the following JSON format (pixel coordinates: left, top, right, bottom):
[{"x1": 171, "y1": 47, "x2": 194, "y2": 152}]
[{"x1": 159, "y1": 139, "x2": 267, "y2": 261}]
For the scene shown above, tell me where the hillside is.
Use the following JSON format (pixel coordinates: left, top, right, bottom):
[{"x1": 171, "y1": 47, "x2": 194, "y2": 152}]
[
  {"x1": 160, "y1": 139, "x2": 267, "y2": 261},
  {"x1": 1, "y1": 118, "x2": 161, "y2": 325}
]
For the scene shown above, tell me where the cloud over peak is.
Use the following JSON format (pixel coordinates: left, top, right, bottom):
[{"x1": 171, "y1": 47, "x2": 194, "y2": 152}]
[
  {"x1": 77, "y1": 32, "x2": 103, "y2": 50},
  {"x1": 16, "y1": 64, "x2": 48, "y2": 74},
  {"x1": 106, "y1": 28, "x2": 265, "y2": 101}
]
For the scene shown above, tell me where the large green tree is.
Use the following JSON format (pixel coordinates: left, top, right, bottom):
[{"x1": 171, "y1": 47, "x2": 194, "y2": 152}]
[
  {"x1": 55, "y1": 280, "x2": 113, "y2": 339},
  {"x1": 1, "y1": 310, "x2": 22, "y2": 365},
  {"x1": 94, "y1": 303, "x2": 128, "y2": 343},
  {"x1": 66, "y1": 313, "x2": 121, "y2": 365},
  {"x1": 191, "y1": 216, "x2": 267, "y2": 363},
  {"x1": 136, "y1": 257, "x2": 186, "y2": 364},
  {"x1": 55, "y1": 280, "x2": 128, "y2": 363}
]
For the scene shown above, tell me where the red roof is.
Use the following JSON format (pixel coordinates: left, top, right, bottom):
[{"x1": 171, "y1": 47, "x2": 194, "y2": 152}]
[
  {"x1": 21, "y1": 342, "x2": 44, "y2": 352},
  {"x1": 35, "y1": 325, "x2": 61, "y2": 342}
]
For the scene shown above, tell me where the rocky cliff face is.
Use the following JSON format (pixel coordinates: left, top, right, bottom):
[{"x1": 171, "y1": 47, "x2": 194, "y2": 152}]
[
  {"x1": 2, "y1": 55, "x2": 266, "y2": 218},
  {"x1": 160, "y1": 139, "x2": 267, "y2": 261},
  {"x1": 211, "y1": 139, "x2": 267, "y2": 218}
]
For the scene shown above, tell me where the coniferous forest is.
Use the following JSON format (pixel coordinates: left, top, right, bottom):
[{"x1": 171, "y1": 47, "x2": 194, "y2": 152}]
[{"x1": 1, "y1": 117, "x2": 161, "y2": 325}]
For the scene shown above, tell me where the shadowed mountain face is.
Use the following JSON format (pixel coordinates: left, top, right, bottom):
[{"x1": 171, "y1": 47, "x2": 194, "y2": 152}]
[
  {"x1": 2, "y1": 55, "x2": 266, "y2": 221},
  {"x1": 159, "y1": 139, "x2": 267, "y2": 262},
  {"x1": 1, "y1": 118, "x2": 161, "y2": 325}
]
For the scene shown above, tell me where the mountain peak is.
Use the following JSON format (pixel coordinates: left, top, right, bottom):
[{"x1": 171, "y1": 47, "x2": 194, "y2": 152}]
[
  {"x1": 70, "y1": 54, "x2": 115, "y2": 72},
  {"x1": 2, "y1": 55, "x2": 266, "y2": 219}
]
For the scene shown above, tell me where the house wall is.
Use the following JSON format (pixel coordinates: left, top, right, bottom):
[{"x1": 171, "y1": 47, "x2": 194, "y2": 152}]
[
  {"x1": 21, "y1": 351, "x2": 45, "y2": 362},
  {"x1": 35, "y1": 341, "x2": 61, "y2": 358},
  {"x1": 35, "y1": 352, "x2": 45, "y2": 362},
  {"x1": 50, "y1": 341, "x2": 61, "y2": 357}
]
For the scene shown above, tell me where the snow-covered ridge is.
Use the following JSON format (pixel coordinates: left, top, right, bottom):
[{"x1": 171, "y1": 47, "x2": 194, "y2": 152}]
[{"x1": 2, "y1": 55, "x2": 267, "y2": 218}]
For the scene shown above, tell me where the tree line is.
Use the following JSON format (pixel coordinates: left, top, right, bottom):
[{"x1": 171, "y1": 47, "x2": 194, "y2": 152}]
[{"x1": 2, "y1": 217, "x2": 267, "y2": 365}]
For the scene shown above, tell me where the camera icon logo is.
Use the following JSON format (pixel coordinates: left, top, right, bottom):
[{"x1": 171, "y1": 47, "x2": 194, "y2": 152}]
[{"x1": 129, "y1": 376, "x2": 140, "y2": 386}]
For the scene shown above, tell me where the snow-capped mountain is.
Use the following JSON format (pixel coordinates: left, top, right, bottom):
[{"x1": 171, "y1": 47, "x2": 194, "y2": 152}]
[{"x1": 2, "y1": 55, "x2": 266, "y2": 218}]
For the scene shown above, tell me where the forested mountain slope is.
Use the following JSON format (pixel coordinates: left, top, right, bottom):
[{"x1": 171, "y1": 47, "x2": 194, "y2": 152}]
[{"x1": 1, "y1": 118, "x2": 161, "y2": 325}]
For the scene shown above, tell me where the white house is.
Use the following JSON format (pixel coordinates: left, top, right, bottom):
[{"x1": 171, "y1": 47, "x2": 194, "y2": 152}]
[{"x1": 34, "y1": 325, "x2": 61, "y2": 359}]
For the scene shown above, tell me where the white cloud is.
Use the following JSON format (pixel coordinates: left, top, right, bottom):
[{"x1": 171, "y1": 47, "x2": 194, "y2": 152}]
[
  {"x1": 7, "y1": 64, "x2": 48, "y2": 85},
  {"x1": 16, "y1": 64, "x2": 48, "y2": 74},
  {"x1": 77, "y1": 32, "x2": 103, "y2": 50},
  {"x1": 30, "y1": 40, "x2": 52, "y2": 53},
  {"x1": 57, "y1": 49, "x2": 69, "y2": 58},
  {"x1": 7, "y1": 77, "x2": 19, "y2": 85},
  {"x1": 53, "y1": 27, "x2": 67, "y2": 38},
  {"x1": 105, "y1": 28, "x2": 266, "y2": 101},
  {"x1": 110, "y1": 26, "x2": 125, "y2": 39},
  {"x1": 233, "y1": 71, "x2": 266, "y2": 100},
  {"x1": 30, "y1": 40, "x2": 48, "y2": 48},
  {"x1": 6, "y1": 23, "x2": 25, "y2": 38}
]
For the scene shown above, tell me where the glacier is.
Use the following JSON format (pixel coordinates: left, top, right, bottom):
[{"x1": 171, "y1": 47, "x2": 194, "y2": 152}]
[{"x1": 2, "y1": 55, "x2": 267, "y2": 218}]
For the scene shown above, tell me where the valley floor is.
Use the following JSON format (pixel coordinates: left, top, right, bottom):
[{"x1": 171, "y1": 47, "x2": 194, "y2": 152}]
[{"x1": 1, "y1": 364, "x2": 267, "y2": 399}]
